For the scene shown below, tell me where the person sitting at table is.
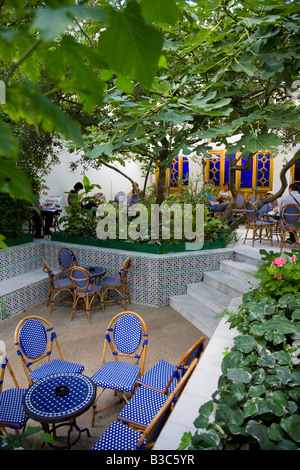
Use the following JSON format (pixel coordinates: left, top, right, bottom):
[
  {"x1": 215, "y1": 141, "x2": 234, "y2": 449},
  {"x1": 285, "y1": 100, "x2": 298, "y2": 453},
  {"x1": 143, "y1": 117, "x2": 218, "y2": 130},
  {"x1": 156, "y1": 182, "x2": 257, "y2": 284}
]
[
  {"x1": 217, "y1": 182, "x2": 232, "y2": 204},
  {"x1": 279, "y1": 183, "x2": 300, "y2": 243},
  {"x1": 68, "y1": 182, "x2": 98, "y2": 217},
  {"x1": 67, "y1": 182, "x2": 84, "y2": 207},
  {"x1": 130, "y1": 182, "x2": 141, "y2": 204}
]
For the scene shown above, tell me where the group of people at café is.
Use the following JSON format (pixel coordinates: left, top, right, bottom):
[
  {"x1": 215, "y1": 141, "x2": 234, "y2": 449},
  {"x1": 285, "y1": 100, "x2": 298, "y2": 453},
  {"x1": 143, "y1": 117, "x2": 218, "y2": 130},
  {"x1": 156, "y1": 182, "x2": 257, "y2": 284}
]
[
  {"x1": 204, "y1": 180, "x2": 300, "y2": 243},
  {"x1": 32, "y1": 181, "x2": 140, "y2": 238}
]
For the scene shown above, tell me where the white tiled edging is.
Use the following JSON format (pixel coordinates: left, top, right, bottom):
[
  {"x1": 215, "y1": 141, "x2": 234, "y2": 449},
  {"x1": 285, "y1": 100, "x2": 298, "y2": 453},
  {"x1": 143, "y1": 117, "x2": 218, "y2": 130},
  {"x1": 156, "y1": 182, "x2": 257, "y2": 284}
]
[{"x1": 154, "y1": 316, "x2": 239, "y2": 450}]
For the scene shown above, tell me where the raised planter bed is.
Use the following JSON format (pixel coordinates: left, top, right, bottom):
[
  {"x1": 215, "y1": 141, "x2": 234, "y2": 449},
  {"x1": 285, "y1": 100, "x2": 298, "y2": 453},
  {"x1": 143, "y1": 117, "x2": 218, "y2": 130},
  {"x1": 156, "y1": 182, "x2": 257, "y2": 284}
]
[{"x1": 51, "y1": 232, "x2": 226, "y2": 253}]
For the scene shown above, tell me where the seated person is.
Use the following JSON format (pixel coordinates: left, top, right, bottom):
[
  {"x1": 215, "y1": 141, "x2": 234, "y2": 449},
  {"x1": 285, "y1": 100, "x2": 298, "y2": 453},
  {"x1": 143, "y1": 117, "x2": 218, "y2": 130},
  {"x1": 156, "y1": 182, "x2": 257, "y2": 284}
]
[
  {"x1": 208, "y1": 193, "x2": 234, "y2": 225},
  {"x1": 68, "y1": 182, "x2": 98, "y2": 217},
  {"x1": 130, "y1": 182, "x2": 141, "y2": 204},
  {"x1": 266, "y1": 192, "x2": 279, "y2": 214},
  {"x1": 279, "y1": 183, "x2": 300, "y2": 243},
  {"x1": 68, "y1": 182, "x2": 84, "y2": 207},
  {"x1": 217, "y1": 183, "x2": 232, "y2": 204}
]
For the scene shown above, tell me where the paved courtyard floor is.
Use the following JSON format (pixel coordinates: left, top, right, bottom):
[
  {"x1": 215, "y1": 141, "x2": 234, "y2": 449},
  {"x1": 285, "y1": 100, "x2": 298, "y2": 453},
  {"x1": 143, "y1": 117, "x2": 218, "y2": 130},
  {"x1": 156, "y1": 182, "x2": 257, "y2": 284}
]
[{"x1": 1, "y1": 298, "x2": 203, "y2": 450}]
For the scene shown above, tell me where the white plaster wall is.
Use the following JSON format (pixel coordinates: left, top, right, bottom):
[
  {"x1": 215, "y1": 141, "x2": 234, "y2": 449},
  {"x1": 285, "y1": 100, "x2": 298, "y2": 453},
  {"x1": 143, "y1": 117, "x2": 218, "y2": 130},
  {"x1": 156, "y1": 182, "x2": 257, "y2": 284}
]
[{"x1": 43, "y1": 147, "x2": 153, "y2": 216}]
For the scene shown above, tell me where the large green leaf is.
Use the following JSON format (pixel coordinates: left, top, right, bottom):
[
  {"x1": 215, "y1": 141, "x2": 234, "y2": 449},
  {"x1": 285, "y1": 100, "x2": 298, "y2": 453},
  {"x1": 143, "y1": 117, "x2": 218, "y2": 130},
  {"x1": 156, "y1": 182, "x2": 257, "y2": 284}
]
[
  {"x1": 97, "y1": 1, "x2": 164, "y2": 87},
  {"x1": 0, "y1": 124, "x2": 19, "y2": 157},
  {"x1": 140, "y1": 0, "x2": 179, "y2": 25},
  {"x1": 0, "y1": 158, "x2": 33, "y2": 202}
]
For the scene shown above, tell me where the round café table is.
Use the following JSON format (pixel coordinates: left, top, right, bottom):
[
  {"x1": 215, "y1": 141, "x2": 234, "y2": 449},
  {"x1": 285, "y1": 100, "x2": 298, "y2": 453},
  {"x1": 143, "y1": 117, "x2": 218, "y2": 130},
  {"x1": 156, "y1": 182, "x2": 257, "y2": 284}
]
[
  {"x1": 84, "y1": 266, "x2": 107, "y2": 283},
  {"x1": 23, "y1": 372, "x2": 96, "y2": 450}
]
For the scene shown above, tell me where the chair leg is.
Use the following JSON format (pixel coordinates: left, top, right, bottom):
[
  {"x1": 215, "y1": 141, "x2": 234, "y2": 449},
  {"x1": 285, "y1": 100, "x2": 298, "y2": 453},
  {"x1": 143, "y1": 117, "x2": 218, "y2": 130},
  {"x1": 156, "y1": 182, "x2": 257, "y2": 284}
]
[{"x1": 71, "y1": 295, "x2": 79, "y2": 321}]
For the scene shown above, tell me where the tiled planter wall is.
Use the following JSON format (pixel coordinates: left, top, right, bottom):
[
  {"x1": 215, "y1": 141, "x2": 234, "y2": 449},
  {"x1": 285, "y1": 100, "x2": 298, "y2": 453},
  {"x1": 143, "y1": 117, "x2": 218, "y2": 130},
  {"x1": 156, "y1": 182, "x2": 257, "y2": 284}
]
[{"x1": 0, "y1": 241, "x2": 235, "y2": 321}]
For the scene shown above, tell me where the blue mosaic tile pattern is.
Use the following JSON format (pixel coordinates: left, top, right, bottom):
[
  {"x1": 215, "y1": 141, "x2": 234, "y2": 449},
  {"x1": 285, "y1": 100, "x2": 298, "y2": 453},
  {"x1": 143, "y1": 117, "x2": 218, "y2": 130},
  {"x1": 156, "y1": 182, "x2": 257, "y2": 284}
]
[{"x1": 0, "y1": 241, "x2": 235, "y2": 323}]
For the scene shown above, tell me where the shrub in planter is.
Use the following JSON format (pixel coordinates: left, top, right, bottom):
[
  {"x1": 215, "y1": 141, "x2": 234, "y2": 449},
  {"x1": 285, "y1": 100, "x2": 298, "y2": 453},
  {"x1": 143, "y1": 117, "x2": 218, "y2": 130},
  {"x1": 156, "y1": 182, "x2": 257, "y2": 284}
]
[{"x1": 0, "y1": 194, "x2": 31, "y2": 239}]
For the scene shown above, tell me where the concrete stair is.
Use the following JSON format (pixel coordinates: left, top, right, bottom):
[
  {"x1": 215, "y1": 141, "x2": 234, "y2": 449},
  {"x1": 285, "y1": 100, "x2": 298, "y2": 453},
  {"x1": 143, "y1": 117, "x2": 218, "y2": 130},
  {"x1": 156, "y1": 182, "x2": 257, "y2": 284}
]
[{"x1": 169, "y1": 248, "x2": 263, "y2": 337}]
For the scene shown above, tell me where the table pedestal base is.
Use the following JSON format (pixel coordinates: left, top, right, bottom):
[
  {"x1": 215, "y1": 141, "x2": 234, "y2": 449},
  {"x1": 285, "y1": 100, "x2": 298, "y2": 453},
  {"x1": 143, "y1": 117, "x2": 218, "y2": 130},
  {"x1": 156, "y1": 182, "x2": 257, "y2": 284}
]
[{"x1": 43, "y1": 417, "x2": 91, "y2": 450}]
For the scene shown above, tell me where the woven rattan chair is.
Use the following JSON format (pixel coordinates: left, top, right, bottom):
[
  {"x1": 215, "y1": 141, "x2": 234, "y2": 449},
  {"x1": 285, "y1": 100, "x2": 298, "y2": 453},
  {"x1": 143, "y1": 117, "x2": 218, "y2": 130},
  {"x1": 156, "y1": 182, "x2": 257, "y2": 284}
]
[
  {"x1": 101, "y1": 256, "x2": 132, "y2": 309},
  {"x1": 14, "y1": 315, "x2": 84, "y2": 386},
  {"x1": 57, "y1": 246, "x2": 78, "y2": 278},
  {"x1": 243, "y1": 200, "x2": 274, "y2": 247},
  {"x1": 69, "y1": 266, "x2": 104, "y2": 323},
  {"x1": 136, "y1": 336, "x2": 206, "y2": 395},
  {"x1": 92, "y1": 358, "x2": 198, "y2": 450},
  {"x1": 0, "y1": 348, "x2": 28, "y2": 436},
  {"x1": 42, "y1": 259, "x2": 73, "y2": 314},
  {"x1": 280, "y1": 203, "x2": 300, "y2": 251},
  {"x1": 232, "y1": 194, "x2": 245, "y2": 219},
  {"x1": 91, "y1": 311, "x2": 148, "y2": 427}
]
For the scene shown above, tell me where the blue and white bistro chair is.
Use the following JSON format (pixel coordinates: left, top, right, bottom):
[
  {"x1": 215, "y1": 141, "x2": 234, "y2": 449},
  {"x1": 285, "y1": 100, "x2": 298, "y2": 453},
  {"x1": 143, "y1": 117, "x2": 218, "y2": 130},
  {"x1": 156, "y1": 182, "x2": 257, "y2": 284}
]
[
  {"x1": 57, "y1": 246, "x2": 78, "y2": 278},
  {"x1": 101, "y1": 256, "x2": 132, "y2": 310},
  {"x1": 137, "y1": 336, "x2": 206, "y2": 395},
  {"x1": 69, "y1": 266, "x2": 104, "y2": 323},
  {"x1": 92, "y1": 358, "x2": 198, "y2": 450},
  {"x1": 91, "y1": 311, "x2": 148, "y2": 427},
  {"x1": 243, "y1": 200, "x2": 274, "y2": 247},
  {"x1": 0, "y1": 349, "x2": 28, "y2": 436},
  {"x1": 14, "y1": 316, "x2": 84, "y2": 386},
  {"x1": 280, "y1": 203, "x2": 300, "y2": 251},
  {"x1": 42, "y1": 259, "x2": 73, "y2": 314}
]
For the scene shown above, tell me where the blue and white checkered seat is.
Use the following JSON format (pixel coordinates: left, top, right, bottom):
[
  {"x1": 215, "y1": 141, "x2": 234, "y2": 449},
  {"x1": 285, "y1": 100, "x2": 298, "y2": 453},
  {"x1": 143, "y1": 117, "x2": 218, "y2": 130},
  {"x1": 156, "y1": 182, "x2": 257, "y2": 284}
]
[
  {"x1": 91, "y1": 361, "x2": 141, "y2": 393},
  {"x1": 136, "y1": 359, "x2": 178, "y2": 394},
  {"x1": 91, "y1": 312, "x2": 148, "y2": 427},
  {"x1": 0, "y1": 388, "x2": 29, "y2": 431},
  {"x1": 117, "y1": 384, "x2": 169, "y2": 429},
  {"x1": 137, "y1": 337, "x2": 206, "y2": 394},
  {"x1": 0, "y1": 353, "x2": 28, "y2": 434},
  {"x1": 15, "y1": 316, "x2": 84, "y2": 385},
  {"x1": 92, "y1": 420, "x2": 146, "y2": 450}
]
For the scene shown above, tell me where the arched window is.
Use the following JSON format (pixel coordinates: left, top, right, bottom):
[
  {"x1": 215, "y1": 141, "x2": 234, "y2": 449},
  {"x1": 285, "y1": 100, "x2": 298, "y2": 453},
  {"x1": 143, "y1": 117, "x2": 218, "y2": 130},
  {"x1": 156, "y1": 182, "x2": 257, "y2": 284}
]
[
  {"x1": 206, "y1": 150, "x2": 273, "y2": 199},
  {"x1": 166, "y1": 155, "x2": 189, "y2": 194}
]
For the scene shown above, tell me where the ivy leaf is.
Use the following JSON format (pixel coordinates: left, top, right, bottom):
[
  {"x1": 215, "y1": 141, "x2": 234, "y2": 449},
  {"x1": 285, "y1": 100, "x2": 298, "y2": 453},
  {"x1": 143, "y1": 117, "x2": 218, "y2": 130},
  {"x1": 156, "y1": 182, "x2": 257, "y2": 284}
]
[
  {"x1": 193, "y1": 401, "x2": 213, "y2": 429},
  {"x1": 280, "y1": 415, "x2": 300, "y2": 442},
  {"x1": 227, "y1": 368, "x2": 252, "y2": 384},
  {"x1": 234, "y1": 335, "x2": 257, "y2": 353},
  {"x1": 245, "y1": 421, "x2": 276, "y2": 450}
]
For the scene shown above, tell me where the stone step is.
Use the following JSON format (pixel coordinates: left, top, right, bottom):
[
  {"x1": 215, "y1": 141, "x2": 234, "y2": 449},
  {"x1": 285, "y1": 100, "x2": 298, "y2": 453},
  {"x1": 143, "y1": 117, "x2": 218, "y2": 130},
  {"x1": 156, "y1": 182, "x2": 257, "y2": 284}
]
[
  {"x1": 187, "y1": 282, "x2": 231, "y2": 314},
  {"x1": 220, "y1": 259, "x2": 260, "y2": 284},
  {"x1": 234, "y1": 248, "x2": 264, "y2": 266},
  {"x1": 169, "y1": 294, "x2": 220, "y2": 338},
  {"x1": 203, "y1": 270, "x2": 255, "y2": 297}
]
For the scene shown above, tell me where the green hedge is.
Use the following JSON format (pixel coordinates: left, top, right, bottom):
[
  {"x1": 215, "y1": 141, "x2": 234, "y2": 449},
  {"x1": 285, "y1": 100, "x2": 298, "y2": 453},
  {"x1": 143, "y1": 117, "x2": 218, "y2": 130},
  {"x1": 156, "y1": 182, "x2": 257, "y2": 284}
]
[{"x1": 51, "y1": 232, "x2": 226, "y2": 253}]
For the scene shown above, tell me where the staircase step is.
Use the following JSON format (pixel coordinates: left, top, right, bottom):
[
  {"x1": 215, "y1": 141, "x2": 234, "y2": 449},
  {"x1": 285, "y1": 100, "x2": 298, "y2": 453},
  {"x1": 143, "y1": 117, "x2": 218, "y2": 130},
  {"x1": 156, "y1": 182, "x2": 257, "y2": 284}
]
[
  {"x1": 234, "y1": 248, "x2": 264, "y2": 266},
  {"x1": 187, "y1": 282, "x2": 231, "y2": 314},
  {"x1": 169, "y1": 294, "x2": 219, "y2": 338},
  {"x1": 220, "y1": 259, "x2": 260, "y2": 284},
  {"x1": 203, "y1": 270, "x2": 255, "y2": 297}
]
